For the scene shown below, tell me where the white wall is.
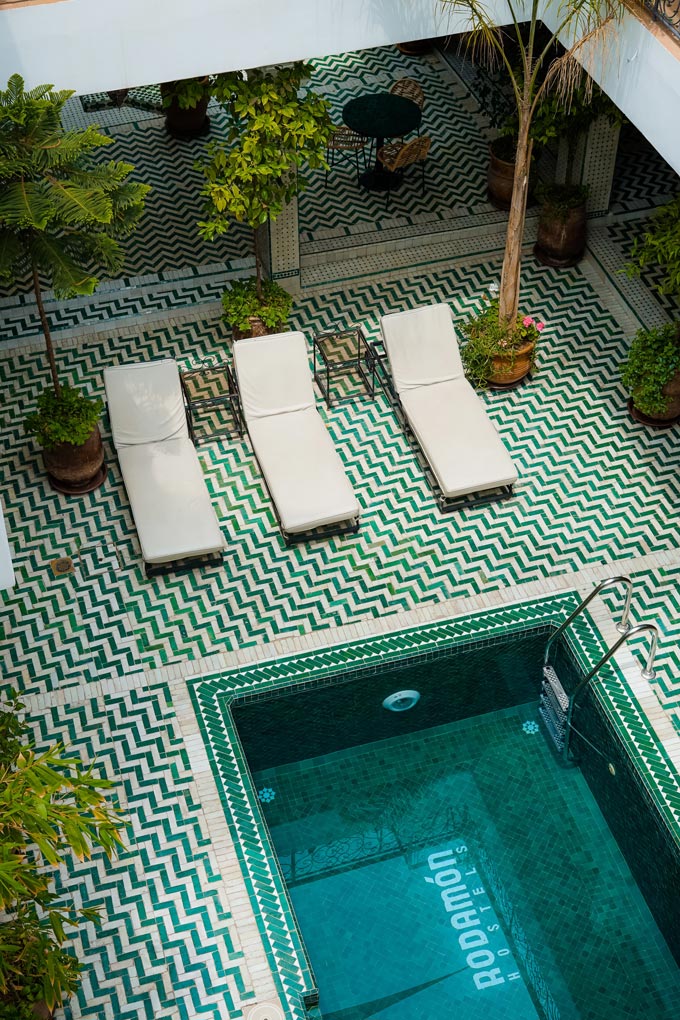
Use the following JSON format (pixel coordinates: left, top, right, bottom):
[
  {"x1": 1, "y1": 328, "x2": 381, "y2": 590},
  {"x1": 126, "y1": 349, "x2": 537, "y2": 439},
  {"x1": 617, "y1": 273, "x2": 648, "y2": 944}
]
[
  {"x1": 1, "y1": 0, "x2": 679, "y2": 174},
  {"x1": 0, "y1": 0, "x2": 487, "y2": 93},
  {"x1": 541, "y1": 2, "x2": 680, "y2": 177}
]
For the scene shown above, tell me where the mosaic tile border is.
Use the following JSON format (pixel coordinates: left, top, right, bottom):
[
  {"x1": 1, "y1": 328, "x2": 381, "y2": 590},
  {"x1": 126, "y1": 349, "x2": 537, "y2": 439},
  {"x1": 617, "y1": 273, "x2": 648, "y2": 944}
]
[{"x1": 190, "y1": 592, "x2": 680, "y2": 1020}]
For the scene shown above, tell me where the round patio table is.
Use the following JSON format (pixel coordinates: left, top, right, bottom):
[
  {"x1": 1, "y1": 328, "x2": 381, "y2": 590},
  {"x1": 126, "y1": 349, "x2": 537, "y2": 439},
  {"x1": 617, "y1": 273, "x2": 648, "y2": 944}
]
[{"x1": 343, "y1": 93, "x2": 422, "y2": 192}]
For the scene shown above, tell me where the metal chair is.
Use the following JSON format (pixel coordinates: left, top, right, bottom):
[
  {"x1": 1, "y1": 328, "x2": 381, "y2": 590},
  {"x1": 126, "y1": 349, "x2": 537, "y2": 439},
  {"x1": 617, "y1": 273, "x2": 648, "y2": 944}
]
[
  {"x1": 389, "y1": 78, "x2": 425, "y2": 111},
  {"x1": 376, "y1": 135, "x2": 431, "y2": 210},
  {"x1": 325, "y1": 126, "x2": 368, "y2": 185}
]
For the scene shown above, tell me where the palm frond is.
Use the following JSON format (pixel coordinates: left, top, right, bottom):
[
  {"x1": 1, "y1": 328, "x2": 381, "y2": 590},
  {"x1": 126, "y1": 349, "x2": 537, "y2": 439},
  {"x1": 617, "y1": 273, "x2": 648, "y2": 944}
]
[
  {"x1": 29, "y1": 233, "x2": 98, "y2": 298},
  {"x1": 0, "y1": 180, "x2": 52, "y2": 228},
  {"x1": 46, "y1": 180, "x2": 114, "y2": 226},
  {"x1": 0, "y1": 229, "x2": 26, "y2": 280}
]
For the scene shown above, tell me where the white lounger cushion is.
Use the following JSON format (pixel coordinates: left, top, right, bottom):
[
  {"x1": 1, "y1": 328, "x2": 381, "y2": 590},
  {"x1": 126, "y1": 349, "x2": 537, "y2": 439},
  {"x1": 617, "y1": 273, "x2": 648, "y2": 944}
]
[
  {"x1": 117, "y1": 439, "x2": 225, "y2": 564},
  {"x1": 380, "y1": 303, "x2": 518, "y2": 500},
  {"x1": 401, "y1": 381, "x2": 517, "y2": 498},
  {"x1": 381, "y1": 303, "x2": 464, "y2": 391},
  {"x1": 104, "y1": 360, "x2": 188, "y2": 448},
  {"x1": 233, "y1": 331, "x2": 359, "y2": 534},
  {"x1": 235, "y1": 331, "x2": 315, "y2": 418},
  {"x1": 248, "y1": 409, "x2": 359, "y2": 534}
]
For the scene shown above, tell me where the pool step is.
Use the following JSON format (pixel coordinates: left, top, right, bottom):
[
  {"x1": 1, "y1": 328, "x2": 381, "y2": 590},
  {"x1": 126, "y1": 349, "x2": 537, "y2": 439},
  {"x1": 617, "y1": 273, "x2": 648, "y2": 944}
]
[{"x1": 539, "y1": 664, "x2": 569, "y2": 752}]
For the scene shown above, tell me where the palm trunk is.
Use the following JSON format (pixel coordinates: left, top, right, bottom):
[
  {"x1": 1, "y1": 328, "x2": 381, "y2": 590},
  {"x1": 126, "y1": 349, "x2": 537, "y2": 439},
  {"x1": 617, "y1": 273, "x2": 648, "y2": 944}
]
[
  {"x1": 498, "y1": 113, "x2": 533, "y2": 327},
  {"x1": 31, "y1": 264, "x2": 60, "y2": 396}
]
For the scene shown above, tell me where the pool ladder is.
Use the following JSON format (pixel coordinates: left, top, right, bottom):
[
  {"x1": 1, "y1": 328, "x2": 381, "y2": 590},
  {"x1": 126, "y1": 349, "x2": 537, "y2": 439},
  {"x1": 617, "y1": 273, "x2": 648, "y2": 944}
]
[{"x1": 540, "y1": 577, "x2": 659, "y2": 763}]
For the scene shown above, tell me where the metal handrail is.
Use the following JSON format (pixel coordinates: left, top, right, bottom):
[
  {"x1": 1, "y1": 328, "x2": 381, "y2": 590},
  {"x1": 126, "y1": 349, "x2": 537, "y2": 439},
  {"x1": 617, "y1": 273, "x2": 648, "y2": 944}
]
[
  {"x1": 640, "y1": 0, "x2": 680, "y2": 41},
  {"x1": 563, "y1": 622, "x2": 659, "y2": 762},
  {"x1": 544, "y1": 576, "x2": 633, "y2": 668}
]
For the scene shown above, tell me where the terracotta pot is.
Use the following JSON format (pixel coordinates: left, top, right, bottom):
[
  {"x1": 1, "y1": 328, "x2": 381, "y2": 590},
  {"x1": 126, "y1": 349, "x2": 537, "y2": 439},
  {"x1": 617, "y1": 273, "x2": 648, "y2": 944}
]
[
  {"x1": 534, "y1": 202, "x2": 587, "y2": 268},
  {"x1": 42, "y1": 425, "x2": 107, "y2": 494},
  {"x1": 629, "y1": 369, "x2": 680, "y2": 427},
  {"x1": 488, "y1": 339, "x2": 535, "y2": 388},
  {"x1": 32, "y1": 1001, "x2": 54, "y2": 1020},
  {"x1": 487, "y1": 142, "x2": 515, "y2": 211},
  {"x1": 160, "y1": 84, "x2": 210, "y2": 139},
  {"x1": 232, "y1": 317, "x2": 285, "y2": 342}
]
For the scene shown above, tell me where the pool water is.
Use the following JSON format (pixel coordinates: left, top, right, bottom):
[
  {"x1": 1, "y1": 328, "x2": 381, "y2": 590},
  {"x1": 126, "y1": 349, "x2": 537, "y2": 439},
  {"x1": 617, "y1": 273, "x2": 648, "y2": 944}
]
[{"x1": 234, "y1": 635, "x2": 680, "y2": 1020}]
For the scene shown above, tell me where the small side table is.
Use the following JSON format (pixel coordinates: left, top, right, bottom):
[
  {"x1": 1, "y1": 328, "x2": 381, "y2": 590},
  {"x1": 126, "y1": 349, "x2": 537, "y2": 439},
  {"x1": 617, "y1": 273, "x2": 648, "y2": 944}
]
[
  {"x1": 313, "y1": 327, "x2": 377, "y2": 408},
  {"x1": 180, "y1": 359, "x2": 243, "y2": 446}
]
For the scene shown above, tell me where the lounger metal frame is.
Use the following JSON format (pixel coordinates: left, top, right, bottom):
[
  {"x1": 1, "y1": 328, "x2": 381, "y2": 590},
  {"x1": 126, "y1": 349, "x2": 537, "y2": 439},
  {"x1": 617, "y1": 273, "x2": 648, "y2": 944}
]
[{"x1": 368, "y1": 337, "x2": 514, "y2": 513}]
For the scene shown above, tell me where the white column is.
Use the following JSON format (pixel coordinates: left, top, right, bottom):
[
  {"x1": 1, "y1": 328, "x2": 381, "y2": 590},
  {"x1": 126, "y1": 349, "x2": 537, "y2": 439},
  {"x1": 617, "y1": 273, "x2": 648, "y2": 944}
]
[{"x1": 268, "y1": 196, "x2": 301, "y2": 296}]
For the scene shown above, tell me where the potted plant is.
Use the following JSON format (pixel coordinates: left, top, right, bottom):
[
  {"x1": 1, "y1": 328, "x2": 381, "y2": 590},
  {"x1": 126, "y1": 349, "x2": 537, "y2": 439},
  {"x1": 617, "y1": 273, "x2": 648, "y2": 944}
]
[
  {"x1": 627, "y1": 194, "x2": 680, "y2": 298},
  {"x1": 0, "y1": 75, "x2": 148, "y2": 492},
  {"x1": 221, "y1": 278, "x2": 294, "y2": 340},
  {"x1": 487, "y1": 134, "x2": 518, "y2": 210},
  {"x1": 0, "y1": 689, "x2": 126, "y2": 1019},
  {"x1": 0, "y1": 908, "x2": 81, "y2": 1019},
  {"x1": 460, "y1": 296, "x2": 544, "y2": 389},
  {"x1": 621, "y1": 322, "x2": 680, "y2": 427},
  {"x1": 24, "y1": 386, "x2": 105, "y2": 493},
  {"x1": 160, "y1": 76, "x2": 212, "y2": 138},
  {"x1": 441, "y1": 0, "x2": 620, "y2": 334},
  {"x1": 197, "y1": 63, "x2": 333, "y2": 341},
  {"x1": 534, "y1": 84, "x2": 622, "y2": 267}
]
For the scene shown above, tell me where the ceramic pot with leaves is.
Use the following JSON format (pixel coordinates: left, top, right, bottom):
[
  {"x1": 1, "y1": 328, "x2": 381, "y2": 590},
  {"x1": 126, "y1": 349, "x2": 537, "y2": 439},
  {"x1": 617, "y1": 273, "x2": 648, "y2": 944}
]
[
  {"x1": 161, "y1": 77, "x2": 212, "y2": 138},
  {"x1": 621, "y1": 322, "x2": 680, "y2": 427},
  {"x1": 534, "y1": 183, "x2": 588, "y2": 267},
  {"x1": 221, "y1": 279, "x2": 294, "y2": 341},
  {"x1": 460, "y1": 298, "x2": 543, "y2": 390},
  {"x1": 24, "y1": 386, "x2": 106, "y2": 493}
]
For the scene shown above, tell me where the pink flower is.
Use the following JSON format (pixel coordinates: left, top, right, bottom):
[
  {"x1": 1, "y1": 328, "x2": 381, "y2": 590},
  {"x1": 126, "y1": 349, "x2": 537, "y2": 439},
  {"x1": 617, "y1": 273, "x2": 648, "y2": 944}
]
[
  {"x1": 522, "y1": 316, "x2": 534, "y2": 327},
  {"x1": 536, "y1": 321, "x2": 545, "y2": 332}
]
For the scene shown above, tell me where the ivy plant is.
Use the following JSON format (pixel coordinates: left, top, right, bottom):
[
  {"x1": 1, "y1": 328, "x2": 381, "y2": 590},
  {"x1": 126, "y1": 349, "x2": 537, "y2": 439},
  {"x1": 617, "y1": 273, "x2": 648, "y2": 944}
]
[
  {"x1": 221, "y1": 278, "x2": 294, "y2": 333},
  {"x1": 621, "y1": 322, "x2": 680, "y2": 416}
]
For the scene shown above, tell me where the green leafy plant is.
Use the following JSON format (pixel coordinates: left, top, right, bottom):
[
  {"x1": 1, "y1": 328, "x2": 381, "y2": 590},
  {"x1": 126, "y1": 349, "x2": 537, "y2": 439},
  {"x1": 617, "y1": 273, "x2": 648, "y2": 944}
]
[
  {"x1": 221, "y1": 278, "x2": 294, "y2": 333},
  {"x1": 0, "y1": 74, "x2": 149, "y2": 398},
  {"x1": 627, "y1": 196, "x2": 680, "y2": 298},
  {"x1": 533, "y1": 81, "x2": 622, "y2": 224},
  {"x1": 536, "y1": 181, "x2": 589, "y2": 220},
  {"x1": 621, "y1": 322, "x2": 680, "y2": 416},
  {"x1": 0, "y1": 690, "x2": 126, "y2": 1014},
  {"x1": 460, "y1": 297, "x2": 544, "y2": 389},
  {"x1": 197, "y1": 63, "x2": 333, "y2": 306},
  {"x1": 0, "y1": 906, "x2": 82, "y2": 1016},
  {"x1": 24, "y1": 385, "x2": 103, "y2": 450},
  {"x1": 443, "y1": 0, "x2": 621, "y2": 327},
  {"x1": 161, "y1": 76, "x2": 212, "y2": 110}
]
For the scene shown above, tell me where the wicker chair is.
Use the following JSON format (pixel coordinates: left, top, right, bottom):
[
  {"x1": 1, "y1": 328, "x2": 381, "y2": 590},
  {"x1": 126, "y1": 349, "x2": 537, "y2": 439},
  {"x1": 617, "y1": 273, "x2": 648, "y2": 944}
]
[
  {"x1": 389, "y1": 78, "x2": 425, "y2": 110},
  {"x1": 325, "y1": 126, "x2": 368, "y2": 185},
  {"x1": 377, "y1": 135, "x2": 431, "y2": 210}
]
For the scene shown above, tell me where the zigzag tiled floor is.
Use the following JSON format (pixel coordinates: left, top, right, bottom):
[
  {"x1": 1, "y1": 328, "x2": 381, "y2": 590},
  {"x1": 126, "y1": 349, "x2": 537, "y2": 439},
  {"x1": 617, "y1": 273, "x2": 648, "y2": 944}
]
[
  {"x1": 4, "y1": 258, "x2": 680, "y2": 701},
  {"x1": 2, "y1": 42, "x2": 680, "y2": 1020}
]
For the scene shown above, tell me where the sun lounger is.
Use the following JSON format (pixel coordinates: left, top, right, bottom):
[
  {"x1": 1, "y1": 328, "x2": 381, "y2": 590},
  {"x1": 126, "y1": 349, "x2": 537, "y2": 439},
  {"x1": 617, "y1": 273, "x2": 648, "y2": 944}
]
[
  {"x1": 104, "y1": 359, "x2": 225, "y2": 576},
  {"x1": 232, "y1": 331, "x2": 360, "y2": 543},
  {"x1": 380, "y1": 303, "x2": 517, "y2": 510}
]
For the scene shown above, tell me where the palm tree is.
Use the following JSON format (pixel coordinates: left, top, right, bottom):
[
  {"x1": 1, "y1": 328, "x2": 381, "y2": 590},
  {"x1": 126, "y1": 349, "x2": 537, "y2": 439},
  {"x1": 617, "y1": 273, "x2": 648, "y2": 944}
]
[
  {"x1": 443, "y1": 0, "x2": 621, "y2": 326},
  {"x1": 0, "y1": 75, "x2": 150, "y2": 395}
]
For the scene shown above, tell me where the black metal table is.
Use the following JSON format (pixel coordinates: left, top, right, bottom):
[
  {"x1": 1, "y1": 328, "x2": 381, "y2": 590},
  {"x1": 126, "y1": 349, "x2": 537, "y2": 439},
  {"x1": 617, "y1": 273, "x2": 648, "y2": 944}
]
[
  {"x1": 180, "y1": 359, "x2": 243, "y2": 445},
  {"x1": 343, "y1": 93, "x2": 422, "y2": 192},
  {"x1": 313, "y1": 327, "x2": 377, "y2": 407}
]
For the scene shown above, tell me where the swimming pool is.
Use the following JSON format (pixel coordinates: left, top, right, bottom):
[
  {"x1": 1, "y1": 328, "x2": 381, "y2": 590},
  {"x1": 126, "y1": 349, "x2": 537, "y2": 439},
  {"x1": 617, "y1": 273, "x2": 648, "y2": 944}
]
[{"x1": 192, "y1": 595, "x2": 680, "y2": 1020}]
